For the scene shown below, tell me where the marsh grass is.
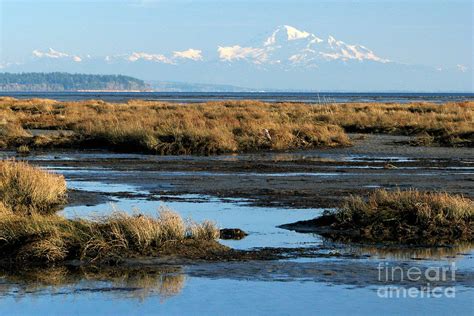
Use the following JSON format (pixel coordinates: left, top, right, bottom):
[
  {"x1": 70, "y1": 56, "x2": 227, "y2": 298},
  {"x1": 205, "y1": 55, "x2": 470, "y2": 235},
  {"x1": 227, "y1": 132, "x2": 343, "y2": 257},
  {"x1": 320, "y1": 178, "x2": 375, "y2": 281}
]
[
  {"x1": 2, "y1": 98, "x2": 354, "y2": 154},
  {"x1": 0, "y1": 121, "x2": 31, "y2": 149},
  {"x1": 2, "y1": 98, "x2": 472, "y2": 152},
  {"x1": 317, "y1": 102, "x2": 473, "y2": 146},
  {"x1": 0, "y1": 208, "x2": 220, "y2": 264},
  {"x1": 16, "y1": 145, "x2": 30, "y2": 154},
  {"x1": 321, "y1": 189, "x2": 474, "y2": 244},
  {"x1": 0, "y1": 159, "x2": 67, "y2": 215}
]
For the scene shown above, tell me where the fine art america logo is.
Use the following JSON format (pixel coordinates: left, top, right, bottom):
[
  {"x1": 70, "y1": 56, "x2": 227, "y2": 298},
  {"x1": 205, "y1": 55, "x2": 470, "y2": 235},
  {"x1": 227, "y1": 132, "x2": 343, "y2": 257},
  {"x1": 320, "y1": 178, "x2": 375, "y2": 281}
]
[{"x1": 377, "y1": 262, "x2": 456, "y2": 298}]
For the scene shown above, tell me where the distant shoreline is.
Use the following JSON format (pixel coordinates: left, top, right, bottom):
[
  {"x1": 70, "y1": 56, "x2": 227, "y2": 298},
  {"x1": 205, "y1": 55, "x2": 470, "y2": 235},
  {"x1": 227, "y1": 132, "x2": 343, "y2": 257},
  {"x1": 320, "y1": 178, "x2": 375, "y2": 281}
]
[
  {"x1": 0, "y1": 91, "x2": 472, "y2": 104},
  {"x1": 76, "y1": 90, "x2": 150, "y2": 92}
]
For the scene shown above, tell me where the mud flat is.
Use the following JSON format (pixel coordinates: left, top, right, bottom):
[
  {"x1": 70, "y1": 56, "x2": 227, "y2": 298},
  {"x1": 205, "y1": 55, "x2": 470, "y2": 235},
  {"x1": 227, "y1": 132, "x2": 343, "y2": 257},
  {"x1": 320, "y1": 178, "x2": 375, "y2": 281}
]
[{"x1": 11, "y1": 134, "x2": 473, "y2": 209}]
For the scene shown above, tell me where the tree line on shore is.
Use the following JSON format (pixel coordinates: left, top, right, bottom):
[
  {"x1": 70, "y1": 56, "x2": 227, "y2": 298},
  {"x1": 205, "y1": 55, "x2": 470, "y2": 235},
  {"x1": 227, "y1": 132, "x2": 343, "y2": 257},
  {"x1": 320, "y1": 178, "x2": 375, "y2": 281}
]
[{"x1": 0, "y1": 72, "x2": 148, "y2": 91}]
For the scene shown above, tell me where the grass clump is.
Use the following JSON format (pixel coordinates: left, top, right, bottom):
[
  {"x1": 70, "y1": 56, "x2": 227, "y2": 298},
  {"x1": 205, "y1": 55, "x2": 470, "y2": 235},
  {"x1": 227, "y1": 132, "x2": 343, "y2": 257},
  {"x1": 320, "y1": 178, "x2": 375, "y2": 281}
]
[
  {"x1": 313, "y1": 189, "x2": 473, "y2": 245},
  {"x1": 16, "y1": 145, "x2": 30, "y2": 155},
  {"x1": 0, "y1": 208, "x2": 221, "y2": 264},
  {"x1": 0, "y1": 159, "x2": 67, "y2": 215},
  {"x1": 80, "y1": 208, "x2": 220, "y2": 263}
]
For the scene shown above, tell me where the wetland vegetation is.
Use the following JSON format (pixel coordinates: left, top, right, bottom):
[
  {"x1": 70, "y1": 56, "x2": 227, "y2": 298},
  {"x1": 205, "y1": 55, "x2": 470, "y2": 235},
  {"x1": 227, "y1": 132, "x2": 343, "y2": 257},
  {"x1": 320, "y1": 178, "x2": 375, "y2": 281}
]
[
  {"x1": 0, "y1": 98, "x2": 472, "y2": 156},
  {"x1": 282, "y1": 189, "x2": 474, "y2": 245}
]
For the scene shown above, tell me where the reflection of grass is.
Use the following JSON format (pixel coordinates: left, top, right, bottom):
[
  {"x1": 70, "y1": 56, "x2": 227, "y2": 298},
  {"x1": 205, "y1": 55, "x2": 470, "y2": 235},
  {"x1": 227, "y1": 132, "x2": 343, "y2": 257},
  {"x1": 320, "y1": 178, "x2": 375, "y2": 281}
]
[
  {"x1": 0, "y1": 265, "x2": 186, "y2": 302},
  {"x1": 345, "y1": 242, "x2": 474, "y2": 260},
  {"x1": 83, "y1": 266, "x2": 186, "y2": 302},
  {"x1": 0, "y1": 160, "x2": 221, "y2": 264},
  {"x1": 158, "y1": 273, "x2": 187, "y2": 301},
  {"x1": 317, "y1": 189, "x2": 473, "y2": 244}
]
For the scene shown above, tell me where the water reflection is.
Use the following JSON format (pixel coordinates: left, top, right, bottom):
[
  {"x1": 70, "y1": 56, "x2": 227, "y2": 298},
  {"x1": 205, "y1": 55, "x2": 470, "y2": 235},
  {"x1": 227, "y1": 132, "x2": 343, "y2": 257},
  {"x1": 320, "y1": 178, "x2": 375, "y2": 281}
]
[
  {"x1": 338, "y1": 242, "x2": 474, "y2": 262},
  {"x1": 0, "y1": 266, "x2": 185, "y2": 302}
]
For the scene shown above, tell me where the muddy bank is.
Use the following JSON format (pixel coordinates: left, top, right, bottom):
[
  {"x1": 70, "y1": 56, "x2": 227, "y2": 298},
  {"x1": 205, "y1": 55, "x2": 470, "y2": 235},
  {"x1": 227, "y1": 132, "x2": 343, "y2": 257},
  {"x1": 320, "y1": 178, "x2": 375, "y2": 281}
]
[
  {"x1": 12, "y1": 134, "x2": 472, "y2": 209},
  {"x1": 0, "y1": 239, "x2": 371, "y2": 267},
  {"x1": 280, "y1": 217, "x2": 473, "y2": 246},
  {"x1": 67, "y1": 189, "x2": 113, "y2": 207}
]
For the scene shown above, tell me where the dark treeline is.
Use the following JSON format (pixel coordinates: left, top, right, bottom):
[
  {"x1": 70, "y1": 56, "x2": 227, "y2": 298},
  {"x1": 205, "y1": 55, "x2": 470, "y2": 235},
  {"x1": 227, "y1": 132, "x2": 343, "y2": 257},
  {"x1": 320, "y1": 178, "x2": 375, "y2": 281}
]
[{"x1": 0, "y1": 72, "x2": 148, "y2": 91}]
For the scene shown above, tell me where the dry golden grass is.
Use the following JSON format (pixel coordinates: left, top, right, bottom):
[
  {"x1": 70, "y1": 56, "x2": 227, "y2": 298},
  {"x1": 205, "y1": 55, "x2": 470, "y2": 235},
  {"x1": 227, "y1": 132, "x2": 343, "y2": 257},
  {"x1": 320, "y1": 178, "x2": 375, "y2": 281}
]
[
  {"x1": 0, "y1": 121, "x2": 31, "y2": 150},
  {"x1": 340, "y1": 189, "x2": 473, "y2": 223},
  {"x1": 0, "y1": 159, "x2": 67, "y2": 215},
  {"x1": 0, "y1": 208, "x2": 220, "y2": 263},
  {"x1": 16, "y1": 145, "x2": 30, "y2": 154},
  {"x1": 187, "y1": 220, "x2": 221, "y2": 240},
  {"x1": 1, "y1": 98, "x2": 472, "y2": 152},
  {"x1": 0, "y1": 201, "x2": 11, "y2": 214},
  {"x1": 1, "y1": 98, "x2": 354, "y2": 154},
  {"x1": 2, "y1": 98, "x2": 472, "y2": 152},
  {"x1": 325, "y1": 189, "x2": 474, "y2": 244},
  {"x1": 316, "y1": 102, "x2": 473, "y2": 146}
]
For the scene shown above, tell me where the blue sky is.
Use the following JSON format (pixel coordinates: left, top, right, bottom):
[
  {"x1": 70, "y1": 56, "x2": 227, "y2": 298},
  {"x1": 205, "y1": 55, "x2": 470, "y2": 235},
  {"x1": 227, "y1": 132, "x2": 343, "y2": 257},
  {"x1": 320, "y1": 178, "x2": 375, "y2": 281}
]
[
  {"x1": 1, "y1": 0, "x2": 472, "y2": 67},
  {"x1": 0, "y1": 0, "x2": 472, "y2": 91}
]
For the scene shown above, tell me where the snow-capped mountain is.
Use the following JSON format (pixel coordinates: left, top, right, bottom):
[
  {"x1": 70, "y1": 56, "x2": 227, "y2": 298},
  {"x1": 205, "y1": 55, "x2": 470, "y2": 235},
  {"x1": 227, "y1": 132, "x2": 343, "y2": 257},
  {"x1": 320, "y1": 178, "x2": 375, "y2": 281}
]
[
  {"x1": 217, "y1": 25, "x2": 390, "y2": 67},
  {"x1": 25, "y1": 25, "x2": 391, "y2": 68}
]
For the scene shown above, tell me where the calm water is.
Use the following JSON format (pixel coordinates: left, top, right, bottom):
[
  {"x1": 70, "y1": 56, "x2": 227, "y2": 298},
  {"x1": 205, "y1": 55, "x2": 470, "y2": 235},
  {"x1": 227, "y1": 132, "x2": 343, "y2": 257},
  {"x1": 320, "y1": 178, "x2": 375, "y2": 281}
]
[
  {"x1": 1, "y1": 91, "x2": 473, "y2": 103},
  {"x1": 1, "y1": 276, "x2": 473, "y2": 316}
]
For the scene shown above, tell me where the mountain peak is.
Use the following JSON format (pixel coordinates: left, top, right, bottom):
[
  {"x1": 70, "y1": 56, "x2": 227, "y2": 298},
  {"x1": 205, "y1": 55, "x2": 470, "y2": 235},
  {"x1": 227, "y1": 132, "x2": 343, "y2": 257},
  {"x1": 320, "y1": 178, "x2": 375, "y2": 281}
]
[
  {"x1": 282, "y1": 25, "x2": 311, "y2": 41},
  {"x1": 264, "y1": 25, "x2": 321, "y2": 46}
]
